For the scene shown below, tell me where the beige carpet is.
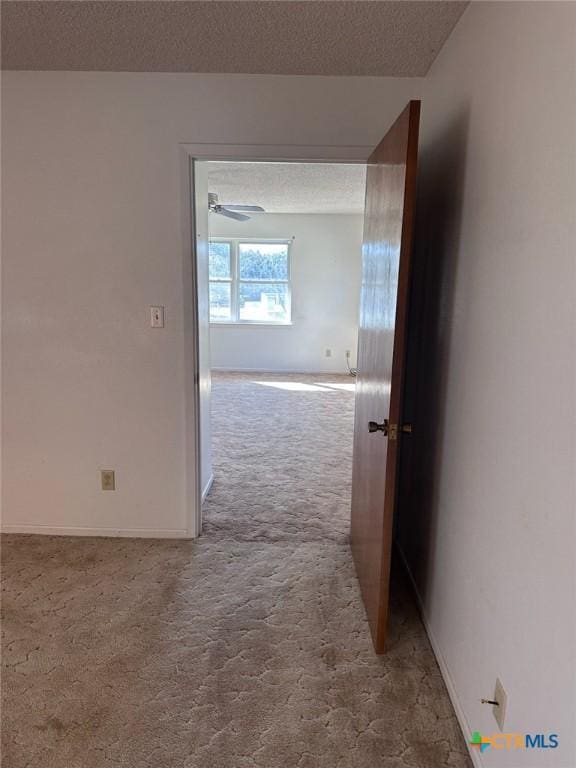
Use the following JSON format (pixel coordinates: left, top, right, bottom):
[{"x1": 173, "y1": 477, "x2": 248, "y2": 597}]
[{"x1": 2, "y1": 372, "x2": 472, "y2": 768}]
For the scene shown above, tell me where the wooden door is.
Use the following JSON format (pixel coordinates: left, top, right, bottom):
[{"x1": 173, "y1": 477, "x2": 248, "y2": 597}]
[{"x1": 351, "y1": 101, "x2": 420, "y2": 653}]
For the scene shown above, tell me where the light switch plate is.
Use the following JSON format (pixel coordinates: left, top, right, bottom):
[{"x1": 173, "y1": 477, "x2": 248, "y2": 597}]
[
  {"x1": 493, "y1": 678, "x2": 507, "y2": 731},
  {"x1": 150, "y1": 306, "x2": 165, "y2": 328}
]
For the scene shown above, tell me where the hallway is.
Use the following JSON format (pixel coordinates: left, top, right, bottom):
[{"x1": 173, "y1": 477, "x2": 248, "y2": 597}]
[{"x1": 2, "y1": 373, "x2": 472, "y2": 768}]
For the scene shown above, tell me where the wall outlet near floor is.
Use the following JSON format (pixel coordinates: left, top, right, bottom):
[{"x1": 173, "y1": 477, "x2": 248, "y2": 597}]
[
  {"x1": 345, "y1": 350, "x2": 351, "y2": 359},
  {"x1": 492, "y1": 678, "x2": 507, "y2": 730},
  {"x1": 325, "y1": 348, "x2": 332, "y2": 357},
  {"x1": 101, "y1": 470, "x2": 116, "y2": 491},
  {"x1": 150, "y1": 305, "x2": 165, "y2": 328}
]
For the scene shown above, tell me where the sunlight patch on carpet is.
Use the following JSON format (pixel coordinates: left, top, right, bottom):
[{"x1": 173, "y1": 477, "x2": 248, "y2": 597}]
[{"x1": 254, "y1": 381, "x2": 336, "y2": 392}]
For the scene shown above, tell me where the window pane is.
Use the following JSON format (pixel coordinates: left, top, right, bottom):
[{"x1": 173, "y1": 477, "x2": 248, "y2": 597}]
[
  {"x1": 209, "y1": 241, "x2": 231, "y2": 279},
  {"x1": 239, "y1": 282, "x2": 290, "y2": 323},
  {"x1": 238, "y1": 243, "x2": 289, "y2": 280},
  {"x1": 209, "y1": 282, "x2": 231, "y2": 321}
]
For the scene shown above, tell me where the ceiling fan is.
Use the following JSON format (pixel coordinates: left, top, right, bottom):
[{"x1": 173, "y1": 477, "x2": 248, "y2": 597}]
[{"x1": 208, "y1": 192, "x2": 265, "y2": 222}]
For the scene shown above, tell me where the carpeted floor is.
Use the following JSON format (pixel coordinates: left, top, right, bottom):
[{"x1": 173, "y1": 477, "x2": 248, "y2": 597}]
[{"x1": 2, "y1": 372, "x2": 472, "y2": 768}]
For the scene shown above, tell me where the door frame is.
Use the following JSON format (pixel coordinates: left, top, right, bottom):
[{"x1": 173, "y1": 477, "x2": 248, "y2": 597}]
[{"x1": 179, "y1": 143, "x2": 371, "y2": 538}]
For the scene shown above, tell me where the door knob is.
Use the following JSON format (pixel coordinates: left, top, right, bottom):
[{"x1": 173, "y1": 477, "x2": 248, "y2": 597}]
[
  {"x1": 368, "y1": 420, "x2": 413, "y2": 439},
  {"x1": 368, "y1": 419, "x2": 389, "y2": 434}
]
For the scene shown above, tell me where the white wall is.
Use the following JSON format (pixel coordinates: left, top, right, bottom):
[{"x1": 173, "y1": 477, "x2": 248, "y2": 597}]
[
  {"x1": 209, "y1": 212, "x2": 363, "y2": 373},
  {"x1": 398, "y1": 3, "x2": 576, "y2": 766},
  {"x1": 1, "y1": 72, "x2": 420, "y2": 535}
]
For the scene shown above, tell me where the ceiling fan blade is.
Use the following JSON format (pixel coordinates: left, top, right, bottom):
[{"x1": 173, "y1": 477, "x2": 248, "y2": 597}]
[
  {"x1": 222, "y1": 205, "x2": 265, "y2": 212},
  {"x1": 218, "y1": 208, "x2": 250, "y2": 222}
]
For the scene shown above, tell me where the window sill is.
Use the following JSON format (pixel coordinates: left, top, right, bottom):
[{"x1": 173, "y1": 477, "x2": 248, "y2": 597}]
[{"x1": 210, "y1": 322, "x2": 293, "y2": 328}]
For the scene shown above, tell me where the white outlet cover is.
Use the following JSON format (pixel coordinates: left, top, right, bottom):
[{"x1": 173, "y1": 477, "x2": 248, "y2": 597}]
[{"x1": 493, "y1": 677, "x2": 507, "y2": 730}]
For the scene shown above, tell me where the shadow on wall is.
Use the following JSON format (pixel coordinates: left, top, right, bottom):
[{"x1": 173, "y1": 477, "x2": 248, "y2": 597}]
[{"x1": 397, "y1": 105, "x2": 471, "y2": 607}]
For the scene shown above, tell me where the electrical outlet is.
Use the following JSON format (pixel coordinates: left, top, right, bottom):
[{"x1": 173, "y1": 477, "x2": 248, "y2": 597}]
[
  {"x1": 345, "y1": 350, "x2": 351, "y2": 359},
  {"x1": 493, "y1": 678, "x2": 507, "y2": 730},
  {"x1": 101, "y1": 470, "x2": 115, "y2": 491},
  {"x1": 325, "y1": 348, "x2": 332, "y2": 358},
  {"x1": 150, "y1": 306, "x2": 165, "y2": 328}
]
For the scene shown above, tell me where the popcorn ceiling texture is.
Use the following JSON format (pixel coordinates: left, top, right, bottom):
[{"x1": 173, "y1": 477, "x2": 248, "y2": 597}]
[
  {"x1": 1, "y1": 1, "x2": 468, "y2": 76},
  {"x1": 1, "y1": 373, "x2": 472, "y2": 767},
  {"x1": 207, "y1": 162, "x2": 367, "y2": 216}
]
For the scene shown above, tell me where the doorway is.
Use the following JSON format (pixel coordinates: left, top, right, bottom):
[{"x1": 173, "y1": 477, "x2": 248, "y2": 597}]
[
  {"x1": 195, "y1": 160, "x2": 366, "y2": 543},
  {"x1": 180, "y1": 145, "x2": 371, "y2": 544}
]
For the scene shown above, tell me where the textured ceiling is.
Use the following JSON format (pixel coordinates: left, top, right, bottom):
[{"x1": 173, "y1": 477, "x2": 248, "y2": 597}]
[
  {"x1": 1, "y1": 1, "x2": 468, "y2": 75},
  {"x1": 206, "y1": 162, "x2": 367, "y2": 215}
]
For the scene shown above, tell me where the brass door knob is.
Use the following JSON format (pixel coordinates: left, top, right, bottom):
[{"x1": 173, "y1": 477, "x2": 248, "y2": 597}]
[
  {"x1": 368, "y1": 420, "x2": 413, "y2": 438},
  {"x1": 368, "y1": 420, "x2": 389, "y2": 434}
]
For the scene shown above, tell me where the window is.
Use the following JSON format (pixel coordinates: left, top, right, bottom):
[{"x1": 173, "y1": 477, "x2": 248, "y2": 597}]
[
  {"x1": 208, "y1": 241, "x2": 232, "y2": 321},
  {"x1": 209, "y1": 239, "x2": 292, "y2": 324}
]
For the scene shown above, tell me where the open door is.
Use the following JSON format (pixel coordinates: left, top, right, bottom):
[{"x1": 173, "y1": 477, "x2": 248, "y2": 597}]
[{"x1": 351, "y1": 101, "x2": 421, "y2": 653}]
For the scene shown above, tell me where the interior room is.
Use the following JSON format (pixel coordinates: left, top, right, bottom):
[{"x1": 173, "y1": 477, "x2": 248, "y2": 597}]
[
  {"x1": 201, "y1": 160, "x2": 364, "y2": 541},
  {"x1": 2, "y1": 3, "x2": 575, "y2": 768},
  {"x1": 206, "y1": 161, "x2": 365, "y2": 374}
]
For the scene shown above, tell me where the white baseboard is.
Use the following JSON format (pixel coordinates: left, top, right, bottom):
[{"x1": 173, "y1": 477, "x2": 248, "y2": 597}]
[
  {"x1": 396, "y1": 545, "x2": 483, "y2": 768},
  {"x1": 1, "y1": 524, "x2": 191, "y2": 539},
  {"x1": 211, "y1": 366, "x2": 351, "y2": 375},
  {"x1": 201, "y1": 473, "x2": 214, "y2": 503}
]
